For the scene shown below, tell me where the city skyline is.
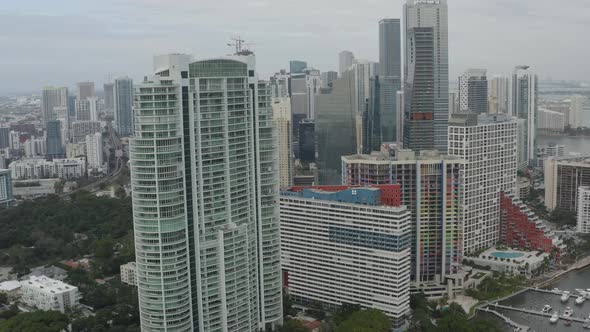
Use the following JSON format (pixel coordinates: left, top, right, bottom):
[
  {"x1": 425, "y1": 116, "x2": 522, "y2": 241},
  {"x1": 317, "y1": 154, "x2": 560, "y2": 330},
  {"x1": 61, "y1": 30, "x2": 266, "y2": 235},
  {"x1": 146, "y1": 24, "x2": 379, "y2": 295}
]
[{"x1": 1, "y1": 0, "x2": 589, "y2": 94}]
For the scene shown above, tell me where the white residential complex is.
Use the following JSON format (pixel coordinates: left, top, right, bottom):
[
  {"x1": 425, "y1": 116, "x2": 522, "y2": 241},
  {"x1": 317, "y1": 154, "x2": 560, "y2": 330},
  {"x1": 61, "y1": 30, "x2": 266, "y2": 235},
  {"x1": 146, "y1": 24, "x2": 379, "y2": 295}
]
[
  {"x1": 448, "y1": 113, "x2": 518, "y2": 254},
  {"x1": 130, "y1": 54, "x2": 282, "y2": 332},
  {"x1": 578, "y1": 187, "x2": 590, "y2": 234},
  {"x1": 272, "y1": 97, "x2": 293, "y2": 188},
  {"x1": 537, "y1": 108, "x2": 565, "y2": 134},
  {"x1": 280, "y1": 186, "x2": 411, "y2": 328},
  {"x1": 86, "y1": 132, "x2": 104, "y2": 173},
  {"x1": 0, "y1": 169, "x2": 13, "y2": 207},
  {"x1": 20, "y1": 276, "x2": 79, "y2": 313},
  {"x1": 9, "y1": 157, "x2": 86, "y2": 180},
  {"x1": 120, "y1": 262, "x2": 137, "y2": 286},
  {"x1": 537, "y1": 144, "x2": 565, "y2": 169}
]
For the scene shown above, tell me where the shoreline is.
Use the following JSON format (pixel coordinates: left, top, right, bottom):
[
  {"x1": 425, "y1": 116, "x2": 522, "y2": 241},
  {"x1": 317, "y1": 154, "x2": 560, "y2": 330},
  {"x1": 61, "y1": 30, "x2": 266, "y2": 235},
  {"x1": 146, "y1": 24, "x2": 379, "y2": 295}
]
[{"x1": 534, "y1": 256, "x2": 590, "y2": 289}]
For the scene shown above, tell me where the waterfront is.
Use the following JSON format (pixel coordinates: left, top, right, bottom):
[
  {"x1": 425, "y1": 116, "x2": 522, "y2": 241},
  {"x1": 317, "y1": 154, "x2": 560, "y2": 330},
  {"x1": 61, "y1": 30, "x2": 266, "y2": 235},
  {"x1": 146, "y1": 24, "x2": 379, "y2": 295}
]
[
  {"x1": 538, "y1": 136, "x2": 590, "y2": 157},
  {"x1": 480, "y1": 266, "x2": 590, "y2": 331}
]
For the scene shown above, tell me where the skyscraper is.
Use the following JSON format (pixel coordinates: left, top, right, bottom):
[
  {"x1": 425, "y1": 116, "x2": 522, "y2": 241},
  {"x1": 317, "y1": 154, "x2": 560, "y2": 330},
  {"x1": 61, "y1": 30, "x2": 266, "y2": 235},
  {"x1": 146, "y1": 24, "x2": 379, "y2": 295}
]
[
  {"x1": 338, "y1": 51, "x2": 355, "y2": 76},
  {"x1": 46, "y1": 120, "x2": 64, "y2": 159},
  {"x1": 320, "y1": 71, "x2": 338, "y2": 88},
  {"x1": 489, "y1": 76, "x2": 510, "y2": 114},
  {"x1": 458, "y1": 69, "x2": 488, "y2": 114},
  {"x1": 403, "y1": 0, "x2": 449, "y2": 152},
  {"x1": 363, "y1": 76, "x2": 401, "y2": 153},
  {"x1": 77, "y1": 82, "x2": 96, "y2": 100},
  {"x1": 289, "y1": 60, "x2": 307, "y2": 74},
  {"x1": 113, "y1": 77, "x2": 134, "y2": 136},
  {"x1": 0, "y1": 127, "x2": 9, "y2": 149},
  {"x1": 515, "y1": 73, "x2": 538, "y2": 168},
  {"x1": 104, "y1": 82, "x2": 115, "y2": 111},
  {"x1": 85, "y1": 132, "x2": 103, "y2": 173},
  {"x1": 379, "y1": 18, "x2": 402, "y2": 78},
  {"x1": 315, "y1": 71, "x2": 357, "y2": 184},
  {"x1": 75, "y1": 97, "x2": 99, "y2": 121},
  {"x1": 272, "y1": 97, "x2": 293, "y2": 189},
  {"x1": 42, "y1": 87, "x2": 68, "y2": 127},
  {"x1": 130, "y1": 54, "x2": 282, "y2": 332},
  {"x1": 298, "y1": 119, "x2": 315, "y2": 162}
]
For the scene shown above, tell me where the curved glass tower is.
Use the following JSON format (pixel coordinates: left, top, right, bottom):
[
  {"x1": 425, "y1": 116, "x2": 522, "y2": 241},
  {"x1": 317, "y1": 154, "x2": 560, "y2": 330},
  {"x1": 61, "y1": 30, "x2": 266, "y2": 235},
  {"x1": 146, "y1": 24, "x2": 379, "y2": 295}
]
[{"x1": 131, "y1": 54, "x2": 282, "y2": 332}]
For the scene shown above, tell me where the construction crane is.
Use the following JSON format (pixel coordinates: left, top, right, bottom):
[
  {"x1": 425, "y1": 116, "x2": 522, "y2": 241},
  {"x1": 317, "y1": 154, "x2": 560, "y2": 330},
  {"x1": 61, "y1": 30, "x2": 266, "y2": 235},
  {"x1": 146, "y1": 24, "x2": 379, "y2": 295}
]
[{"x1": 227, "y1": 36, "x2": 254, "y2": 56}]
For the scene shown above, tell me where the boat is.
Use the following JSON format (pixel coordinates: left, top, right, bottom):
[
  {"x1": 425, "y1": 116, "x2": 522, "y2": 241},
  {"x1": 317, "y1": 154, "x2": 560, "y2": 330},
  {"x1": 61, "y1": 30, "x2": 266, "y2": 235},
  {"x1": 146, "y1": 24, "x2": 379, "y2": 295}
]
[
  {"x1": 554, "y1": 288, "x2": 561, "y2": 293},
  {"x1": 564, "y1": 307, "x2": 574, "y2": 318},
  {"x1": 577, "y1": 296, "x2": 587, "y2": 305},
  {"x1": 565, "y1": 319, "x2": 573, "y2": 326},
  {"x1": 562, "y1": 291, "x2": 571, "y2": 302},
  {"x1": 584, "y1": 318, "x2": 590, "y2": 329},
  {"x1": 550, "y1": 312, "x2": 560, "y2": 323},
  {"x1": 542, "y1": 304, "x2": 553, "y2": 313}
]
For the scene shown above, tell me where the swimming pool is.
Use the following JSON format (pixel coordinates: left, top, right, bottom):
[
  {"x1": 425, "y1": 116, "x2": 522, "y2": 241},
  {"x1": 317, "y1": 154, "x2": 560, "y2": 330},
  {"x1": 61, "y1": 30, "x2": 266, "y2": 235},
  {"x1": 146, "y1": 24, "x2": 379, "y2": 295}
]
[{"x1": 490, "y1": 251, "x2": 524, "y2": 259}]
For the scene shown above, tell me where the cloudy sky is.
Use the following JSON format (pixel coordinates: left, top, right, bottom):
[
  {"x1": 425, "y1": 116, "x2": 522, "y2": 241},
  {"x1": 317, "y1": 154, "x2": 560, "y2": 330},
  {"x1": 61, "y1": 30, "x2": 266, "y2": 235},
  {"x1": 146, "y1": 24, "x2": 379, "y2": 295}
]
[{"x1": 1, "y1": 0, "x2": 588, "y2": 94}]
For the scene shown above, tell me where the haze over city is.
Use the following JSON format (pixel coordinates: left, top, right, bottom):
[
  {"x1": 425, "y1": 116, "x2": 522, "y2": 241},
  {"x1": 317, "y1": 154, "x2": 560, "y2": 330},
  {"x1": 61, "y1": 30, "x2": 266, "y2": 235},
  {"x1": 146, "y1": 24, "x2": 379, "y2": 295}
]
[{"x1": 1, "y1": 0, "x2": 589, "y2": 94}]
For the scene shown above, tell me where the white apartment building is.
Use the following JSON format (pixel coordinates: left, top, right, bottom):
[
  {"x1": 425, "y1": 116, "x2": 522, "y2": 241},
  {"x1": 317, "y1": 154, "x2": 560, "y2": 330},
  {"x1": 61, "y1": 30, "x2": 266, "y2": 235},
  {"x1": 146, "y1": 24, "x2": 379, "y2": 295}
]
[
  {"x1": 272, "y1": 97, "x2": 293, "y2": 188},
  {"x1": 0, "y1": 169, "x2": 13, "y2": 207},
  {"x1": 20, "y1": 276, "x2": 79, "y2": 313},
  {"x1": 280, "y1": 187, "x2": 411, "y2": 328},
  {"x1": 570, "y1": 95, "x2": 590, "y2": 128},
  {"x1": 120, "y1": 262, "x2": 137, "y2": 286},
  {"x1": 53, "y1": 158, "x2": 86, "y2": 179},
  {"x1": 448, "y1": 113, "x2": 518, "y2": 254},
  {"x1": 9, "y1": 157, "x2": 86, "y2": 180},
  {"x1": 578, "y1": 186, "x2": 590, "y2": 234},
  {"x1": 75, "y1": 97, "x2": 99, "y2": 121},
  {"x1": 537, "y1": 108, "x2": 565, "y2": 134},
  {"x1": 537, "y1": 144, "x2": 565, "y2": 169},
  {"x1": 86, "y1": 132, "x2": 104, "y2": 173}
]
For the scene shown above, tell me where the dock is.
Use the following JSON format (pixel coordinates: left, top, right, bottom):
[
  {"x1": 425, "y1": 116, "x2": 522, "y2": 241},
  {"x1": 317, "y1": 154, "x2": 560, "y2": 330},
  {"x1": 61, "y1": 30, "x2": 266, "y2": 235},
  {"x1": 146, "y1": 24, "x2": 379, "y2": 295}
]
[
  {"x1": 477, "y1": 307, "x2": 530, "y2": 331},
  {"x1": 487, "y1": 303, "x2": 587, "y2": 323}
]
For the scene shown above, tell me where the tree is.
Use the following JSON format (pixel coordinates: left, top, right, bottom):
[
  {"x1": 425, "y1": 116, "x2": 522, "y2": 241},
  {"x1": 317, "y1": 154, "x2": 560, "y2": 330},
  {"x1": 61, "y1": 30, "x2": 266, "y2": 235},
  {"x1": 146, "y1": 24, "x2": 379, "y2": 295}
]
[
  {"x1": 0, "y1": 311, "x2": 68, "y2": 332},
  {"x1": 549, "y1": 208, "x2": 577, "y2": 226},
  {"x1": 279, "y1": 320, "x2": 310, "y2": 332},
  {"x1": 0, "y1": 293, "x2": 7, "y2": 305},
  {"x1": 335, "y1": 309, "x2": 391, "y2": 332}
]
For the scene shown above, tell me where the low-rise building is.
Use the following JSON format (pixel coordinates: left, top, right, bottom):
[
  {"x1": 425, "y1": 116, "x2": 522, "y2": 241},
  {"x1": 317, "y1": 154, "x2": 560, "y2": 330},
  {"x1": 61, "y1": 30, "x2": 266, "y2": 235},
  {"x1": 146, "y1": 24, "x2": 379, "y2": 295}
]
[
  {"x1": 0, "y1": 280, "x2": 21, "y2": 301},
  {"x1": 9, "y1": 158, "x2": 86, "y2": 180},
  {"x1": 120, "y1": 262, "x2": 137, "y2": 286},
  {"x1": 465, "y1": 248, "x2": 549, "y2": 278},
  {"x1": 517, "y1": 177, "x2": 531, "y2": 200},
  {"x1": 20, "y1": 276, "x2": 79, "y2": 313}
]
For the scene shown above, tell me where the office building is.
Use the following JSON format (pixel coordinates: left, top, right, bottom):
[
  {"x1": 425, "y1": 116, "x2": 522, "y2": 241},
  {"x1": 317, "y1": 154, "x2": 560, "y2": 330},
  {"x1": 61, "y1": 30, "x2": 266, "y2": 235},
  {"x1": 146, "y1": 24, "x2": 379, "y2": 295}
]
[
  {"x1": 270, "y1": 70, "x2": 290, "y2": 98},
  {"x1": 545, "y1": 157, "x2": 590, "y2": 212},
  {"x1": 448, "y1": 92, "x2": 458, "y2": 115},
  {"x1": 448, "y1": 114, "x2": 518, "y2": 254},
  {"x1": 339, "y1": 51, "x2": 354, "y2": 76},
  {"x1": 536, "y1": 144, "x2": 565, "y2": 169},
  {"x1": 458, "y1": 69, "x2": 488, "y2": 114},
  {"x1": 290, "y1": 73, "x2": 308, "y2": 118},
  {"x1": 570, "y1": 95, "x2": 590, "y2": 128},
  {"x1": 513, "y1": 72, "x2": 538, "y2": 167},
  {"x1": 489, "y1": 76, "x2": 510, "y2": 114},
  {"x1": 289, "y1": 60, "x2": 307, "y2": 74},
  {"x1": 120, "y1": 262, "x2": 138, "y2": 286},
  {"x1": 305, "y1": 68, "x2": 322, "y2": 119},
  {"x1": 72, "y1": 121, "x2": 102, "y2": 143},
  {"x1": 20, "y1": 276, "x2": 79, "y2": 313},
  {"x1": 114, "y1": 77, "x2": 134, "y2": 136},
  {"x1": 130, "y1": 54, "x2": 282, "y2": 331},
  {"x1": 315, "y1": 71, "x2": 357, "y2": 184},
  {"x1": 86, "y1": 133, "x2": 104, "y2": 173},
  {"x1": 298, "y1": 120, "x2": 315, "y2": 162},
  {"x1": 104, "y1": 82, "x2": 115, "y2": 111},
  {"x1": 273, "y1": 98, "x2": 293, "y2": 188},
  {"x1": 342, "y1": 146, "x2": 465, "y2": 288},
  {"x1": 379, "y1": 18, "x2": 401, "y2": 78},
  {"x1": 396, "y1": 91, "x2": 404, "y2": 142},
  {"x1": 77, "y1": 82, "x2": 95, "y2": 100},
  {"x1": 281, "y1": 185, "x2": 411, "y2": 328},
  {"x1": 364, "y1": 76, "x2": 401, "y2": 153},
  {"x1": 404, "y1": 0, "x2": 449, "y2": 152},
  {"x1": 537, "y1": 108, "x2": 565, "y2": 135},
  {"x1": 46, "y1": 120, "x2": 64, "y2": 158},
  {"x1": 320, "y1": 71, "x2": 338, "y2": 88},
  {"x1": 0, "y1": 127, "x2": 9, "y2": 149},
  {"x1": 42, "y1": 87, "x2": 68, "y2": 126},
  {"x1": 0, "y1": 169, "x2": 13, "y2": 207},
  {"x1": 578, "y1": 187, "x2": 590, "y2": 234},
  {"x1": 75, "y1": 97, "x2": 99, "y2": 121},
  {"x1": 351, "y1": 60, "x2": 377, "y2": 115}
]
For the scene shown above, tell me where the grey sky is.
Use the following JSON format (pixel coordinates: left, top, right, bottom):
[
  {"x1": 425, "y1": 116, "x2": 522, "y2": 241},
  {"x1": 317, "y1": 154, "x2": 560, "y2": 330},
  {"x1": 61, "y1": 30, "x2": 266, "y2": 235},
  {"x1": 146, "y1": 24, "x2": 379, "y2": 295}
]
[{"x1": 1, "y1": 0, "x2": 588, "y2": 94}]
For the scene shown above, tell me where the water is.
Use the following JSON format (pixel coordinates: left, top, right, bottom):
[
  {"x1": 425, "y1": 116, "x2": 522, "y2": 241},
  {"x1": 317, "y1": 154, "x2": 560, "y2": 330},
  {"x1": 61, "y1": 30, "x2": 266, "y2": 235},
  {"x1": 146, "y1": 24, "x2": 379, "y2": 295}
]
[
  {"x1": 483, "y1": 267, "x2": 590, "y2": 331},
  {"x1": 537, "y1": 136, "x2": 590, "y2": 157},
  {"x1": 490, "y1": 252, "x2": 526, "y2": 259}
]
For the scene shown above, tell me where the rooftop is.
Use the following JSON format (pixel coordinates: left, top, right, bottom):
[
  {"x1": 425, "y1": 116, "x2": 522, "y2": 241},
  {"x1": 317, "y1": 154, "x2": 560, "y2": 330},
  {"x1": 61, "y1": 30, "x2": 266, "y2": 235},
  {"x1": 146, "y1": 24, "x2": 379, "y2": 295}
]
[
  {"x1": 22, "y1": 276, "x2": 76, "y2": 294},
  {"x1": 0, "y1": 280, "x2": 21, "y2": 292}
]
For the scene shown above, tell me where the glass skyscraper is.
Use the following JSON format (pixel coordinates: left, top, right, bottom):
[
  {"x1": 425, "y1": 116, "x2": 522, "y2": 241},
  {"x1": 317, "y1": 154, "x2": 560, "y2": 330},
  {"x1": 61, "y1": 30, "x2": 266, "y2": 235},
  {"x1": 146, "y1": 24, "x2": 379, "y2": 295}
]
[
  {"x1": 131, "y1": 54, "x2": 282, "y2": 332},
  {"x1": 114, "y1": 77, "x2": 134, "y2": 137}
]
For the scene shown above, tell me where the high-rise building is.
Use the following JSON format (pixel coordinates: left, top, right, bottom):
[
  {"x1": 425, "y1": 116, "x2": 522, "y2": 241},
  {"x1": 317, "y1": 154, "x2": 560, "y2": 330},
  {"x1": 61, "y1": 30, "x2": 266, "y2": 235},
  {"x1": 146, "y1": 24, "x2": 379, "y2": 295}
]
[
  {"x1": 545, "y1": 156, "x2": 590, "y2": 212},
  {"x1": 315, "y1": 71, "x2": 357, "y2": 184},
  {"x1": 270, "y1": 70, "x2": 290, "y2": 98},
  {"x1": 77, "y1": 82, "x2": 96, "y2": 100},
  {"x1": 104, "y1": 82, "x2": 115, "y2": 111},
  {"x1": 289, "y1": 60, "x2": 307, "y2": 74},
  {"x1": 489, "y1": 76, "x2": 510, "y2": 114},
  {"x1": 570, "y1": 95, "x2": 590, "y2": 129},
  {"x1": 363, "y1": 76, "x2": 401, "y2": 153},
  {"x1": 578, "y1": 187, "x2": 590, "y2": 234},
  {"x1": 404, "y1": 0, "x2": 449, "y2": 153},
  {"x1": 85, "y1": 132, "x2": 103, "y2": 173},
  {"x1": 513, "y1": 71, "x2": 538, "y2": 167},
  {"x1": 458, "y1": 69, "x2": 488, "y2": 114},
  {"x1": 0, "y1": 169, "x2": 13, "y2": 207},
  {"x1": 448, "y1": 92, "x2": 458, "y2": 115},
  {"x1": 338, "y1": 51, "x2": 354, "y2": 76},
  {"x1": 46, "y1": 120, "x2": 64, "y2": 159},
  {"x1": 320, "y1": 71, "x2": 338, "y2": 88},
  {"x1": 448, "y1": 113, "x2": 519, "y2": 254},
  {"x1": 130, "y1": 54, "x2": 282, "y2": 332},
  {"x1": 351, "y1": 60, "x2": 377, "y2": 115},
  {"x1": 379, "y1": 18, "x2": 401, "y2": 78},
  {"x1": 298, "y1": 119, "x2": 315, "y2": 162},
  {"x1": 0, "y1": 127, "x2": 9, "y2": 149},
  {"x1": 114, "y1": 77, "x2": 134, "y2": 136},
  {"x1": 280, "y1": 185, "x2": 411, "y2": 328},
  {"x1": 75, "y1": 97, "x2": 99, "y2": 121},
  {"x1": 71, "y1": 121, "x2": 102, "y2": 143},
  {"x1": 272, "y1": 97, "x2": 293, "y2": 189},
  {"x1": 342, "y1": 146, "x2": 465, "y2": 289},
  {"x1": 536, "y1": 144, "x2": 565, "y2": 169},
  {"x1": 537, "y1": 108, "x2": 565, "y2": 135},
  {"x1": 396, "y1": 91, "x2": 404, "y2": 142},
  {"x1": 304, "y1": 68, "x2": 322, "y2": 119},
  {"x1": 42, "y1": 87, "x2": 68, "y2": 127}
]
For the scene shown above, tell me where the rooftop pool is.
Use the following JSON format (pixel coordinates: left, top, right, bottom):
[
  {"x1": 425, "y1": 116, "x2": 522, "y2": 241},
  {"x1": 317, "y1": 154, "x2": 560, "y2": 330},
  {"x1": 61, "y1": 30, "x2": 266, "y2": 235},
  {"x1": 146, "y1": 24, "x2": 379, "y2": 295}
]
[{"x1": 490, "y1": 251, "x2": 525, "y2": 259}]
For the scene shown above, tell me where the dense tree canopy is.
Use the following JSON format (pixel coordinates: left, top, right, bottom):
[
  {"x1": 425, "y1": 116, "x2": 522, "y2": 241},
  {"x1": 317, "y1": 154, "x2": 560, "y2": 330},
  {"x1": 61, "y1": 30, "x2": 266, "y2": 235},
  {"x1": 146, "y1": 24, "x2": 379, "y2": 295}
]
[
  {"x1": 334, "y1": 309, "x2": 391, "y2": 332},
  {"x1": 0, "y1": 311, "x2": 68, "y2": 332}
]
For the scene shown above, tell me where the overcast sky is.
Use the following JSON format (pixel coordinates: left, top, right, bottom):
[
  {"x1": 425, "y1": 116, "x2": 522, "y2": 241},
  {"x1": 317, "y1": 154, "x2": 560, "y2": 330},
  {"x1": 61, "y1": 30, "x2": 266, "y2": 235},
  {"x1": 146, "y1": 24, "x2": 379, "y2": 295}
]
[{"x1": 1, "y1": 0, "x2": 589, "y2": 94}]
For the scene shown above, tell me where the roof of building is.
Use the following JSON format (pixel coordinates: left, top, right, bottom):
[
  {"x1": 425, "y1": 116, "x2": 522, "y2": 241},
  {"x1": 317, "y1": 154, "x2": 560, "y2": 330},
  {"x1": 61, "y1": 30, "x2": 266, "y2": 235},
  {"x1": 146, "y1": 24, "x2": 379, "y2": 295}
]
[
  {"x1": 0, "y1": 280, "x2": 21, "y2": 292},
  {"x1": 21, "y1": 276, "x2": 76, "y2": 294}
]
